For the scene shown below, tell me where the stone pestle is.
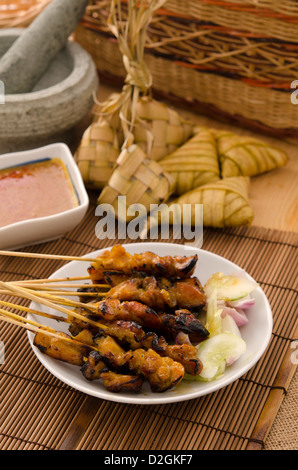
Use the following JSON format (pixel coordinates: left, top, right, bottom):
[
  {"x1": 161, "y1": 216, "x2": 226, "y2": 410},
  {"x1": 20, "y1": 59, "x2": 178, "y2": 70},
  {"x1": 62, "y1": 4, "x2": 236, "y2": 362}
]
[{"x1": 0, "y1": 0, "x2": 89, "y2": 95}]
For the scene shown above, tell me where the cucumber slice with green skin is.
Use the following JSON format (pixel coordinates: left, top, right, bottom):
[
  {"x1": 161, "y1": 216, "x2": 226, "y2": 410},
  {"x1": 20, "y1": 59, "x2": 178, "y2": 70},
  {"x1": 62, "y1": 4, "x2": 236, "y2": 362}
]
[
  {"x1": 196, "y1": 333, "x2": 247, "y2": 380},
  {"x1": 204, "y1": 272, "x2": 258, "y2": 301}
]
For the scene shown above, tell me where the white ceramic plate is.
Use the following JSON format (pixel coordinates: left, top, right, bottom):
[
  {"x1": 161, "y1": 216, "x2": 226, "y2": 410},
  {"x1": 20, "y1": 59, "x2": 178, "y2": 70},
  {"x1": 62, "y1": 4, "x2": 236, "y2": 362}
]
[
  {"x1": 0, "y1": 143, "x2": 89, "y2": 250},
  {"x1": 28, "y1": 242, "x2": 273, "y2": 405}
]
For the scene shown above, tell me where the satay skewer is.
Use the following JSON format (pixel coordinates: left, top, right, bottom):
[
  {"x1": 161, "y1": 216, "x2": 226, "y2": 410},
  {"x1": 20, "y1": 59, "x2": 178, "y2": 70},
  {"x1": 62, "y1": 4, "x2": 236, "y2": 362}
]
[
  {"x1": 0, "y1": 282, "x2": 99, "y2": 311},
  {"x1": 0, "y1": 288, "x2": 105, "y2": 298},
  {"x1": 8, "y1": 282, "x2": 109, "y2": 290},
  {"x1": 0, "y1": 310, "x2": 97, "y2": 351},
  {"x1": 0, "y1": 300, "x2": 67, "y2": 323},
  {"x1": 0, "y1": 250, "x2": 96, "y2": 262},
  {"x1": 7, "y1": 276, "x2": 92, "y2": 284},
  {"x1": 0, "y1": 281, "x2": 106, "y2": 330}
]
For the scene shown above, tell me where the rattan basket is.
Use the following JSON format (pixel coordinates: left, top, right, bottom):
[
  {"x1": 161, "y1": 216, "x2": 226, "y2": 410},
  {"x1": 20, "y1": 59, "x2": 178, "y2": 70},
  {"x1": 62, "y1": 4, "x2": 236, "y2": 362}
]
[
  {"x1": 75, "y1": 0, "x2": 298, "y2": 138},
  {"x1": 0, "y1": 1, "x2": 51, "y2": 28}
]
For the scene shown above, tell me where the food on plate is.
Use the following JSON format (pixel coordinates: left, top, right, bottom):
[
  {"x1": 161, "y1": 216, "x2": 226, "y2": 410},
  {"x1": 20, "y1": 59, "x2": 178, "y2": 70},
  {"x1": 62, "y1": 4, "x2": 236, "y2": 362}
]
[
  {"x1": 72, "y1": 298, "x2": 209, "y2": 344},
  {"x1": 0, "y1": 158, "x2": 78, "y2": 228},
  {"x1": 0, "y1": 245, "x2": 258, "y2": 395},
  {"x1": 204, "y1": 271, "x2": 258, "y2": 302},
  {"x1": 88, "y1": 244, "x2": 198, "y2": 281},
  {"x1": 159, "y1": 127, "x2": 220, "y2": 195},
  {"x1": 105, "y1": 275, "x2": 206, "y2": 311},
  {"x1": 214, "y1": 130, "x2": 289, "y2": 178},
  {"x1": 33, "y1": 330, "x2": 88, "y2": 366}
]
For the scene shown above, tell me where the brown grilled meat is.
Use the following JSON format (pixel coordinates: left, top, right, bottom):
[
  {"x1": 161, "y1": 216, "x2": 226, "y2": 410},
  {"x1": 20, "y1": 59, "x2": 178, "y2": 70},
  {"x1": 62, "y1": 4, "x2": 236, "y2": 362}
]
[
  {"x1": 90, "y1": 299, "x2": 209, "y2": 344},
  {"x1": 33, "y1": 331, "x2": 89, "y2": 366},
  {"x1": 106, "y1": 275, "x2": 206, "y2": 311},
  {"x1": 88, "y1": 244, "x2": 198, "y2": 282},
  {"x1": 70, "y1": 308, "x2": 203, "y2": 375},
  {"x1": 81, "y1": 351, "x2": 144, "y2": 393},
  {"x1": 93, "y1": 335, "x2": 185, "y2": 392}
]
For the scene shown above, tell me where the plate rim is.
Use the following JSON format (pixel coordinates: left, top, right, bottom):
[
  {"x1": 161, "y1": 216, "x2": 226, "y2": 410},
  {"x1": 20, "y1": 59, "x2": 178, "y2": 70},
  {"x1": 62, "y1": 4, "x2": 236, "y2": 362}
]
[{"x1": 27, "y1": 241, "x2": 273, "y2": 405}]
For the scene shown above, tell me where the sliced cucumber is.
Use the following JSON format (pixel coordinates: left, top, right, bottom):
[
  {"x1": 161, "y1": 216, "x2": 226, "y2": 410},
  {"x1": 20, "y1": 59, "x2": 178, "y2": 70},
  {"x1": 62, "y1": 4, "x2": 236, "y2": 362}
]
[
  {"x1": 204, "y1": 272, "x2": 258, "y2": 301},
  {"x1": 196, "y1": 333, "x2": 246, "y2": 381}
]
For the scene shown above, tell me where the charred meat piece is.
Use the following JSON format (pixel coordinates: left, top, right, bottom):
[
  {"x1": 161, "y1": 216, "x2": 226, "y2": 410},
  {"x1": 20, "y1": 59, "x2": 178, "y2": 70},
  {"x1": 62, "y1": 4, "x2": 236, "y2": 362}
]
[
  {"x1": 107, "y1": 275, "x2": 206, "y2": 311},
  {"x1": 88, "y1": 244, "x2": 198, "y2": 281},
  {"x1": 69, "y1": 306, "x2": 166, "y2": 352},
  {"x1": 159, "y1": 309, "x2": 209, "y2": 344},
  {"x1": 70, "y1": 309, "x2": 202, "y2": 375},
  {"x1": 94, "y1": 299, "x2": 162, "y2": 329},
  {"x1": 164, "y1": 344, "x2": 203, "y2": 376},
  {"x1": 81, "y1": 350, "x2": 108, "y2": 380},
  {"x1": 101, "y1": 371, "x2": 144, "y2": 393},
  {"x1": 93, "y1": 335, "x2": 185, "y2": 393},
  {"x1": 33, "y1": 331, "x2": 89, "y2": 366},
  {"x1": 81, "y1": 350, "x2": 144, "y2": 392},
  {"x1": 92, "y1": 299, "x2": 209, "y2": 344}
]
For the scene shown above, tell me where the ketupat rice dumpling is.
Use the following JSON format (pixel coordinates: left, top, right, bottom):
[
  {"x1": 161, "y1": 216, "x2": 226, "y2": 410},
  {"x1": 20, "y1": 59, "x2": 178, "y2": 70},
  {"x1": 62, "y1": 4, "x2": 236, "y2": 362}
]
[
  {"x1": 147, "y1": 176, "x2": 254, "y2": 229},
  {"x1": 213, "y1": 130, "x2": 289, "y2": 178},
  {"x1": 159, "y1": 127, "x2": 220, "y2": 195},
  {"x1": 133, "y1": 96, "x2": 194, "y2": 162}
]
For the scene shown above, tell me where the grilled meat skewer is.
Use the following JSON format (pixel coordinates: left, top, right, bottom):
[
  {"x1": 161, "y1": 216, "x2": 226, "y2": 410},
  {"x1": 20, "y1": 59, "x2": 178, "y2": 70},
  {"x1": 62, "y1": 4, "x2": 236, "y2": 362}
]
[
  {"x1": 88, "y1": 245, "x2": 198, "y2": 282},
  {"x1": 89, "y1": 299, "x2": 209, "y2": 344},
  {"x1": 106, "y1": 275, "x2": 206, "y2": 312},
  {"x1": 80, "y1": 352, "x2": 144, "y2": 393},
  {"x1": 69, "y1": 310, "x2": 203, "y2": 375},
  {"x1": 90, "y1": 335, "x2": 185, "y2": 393}
]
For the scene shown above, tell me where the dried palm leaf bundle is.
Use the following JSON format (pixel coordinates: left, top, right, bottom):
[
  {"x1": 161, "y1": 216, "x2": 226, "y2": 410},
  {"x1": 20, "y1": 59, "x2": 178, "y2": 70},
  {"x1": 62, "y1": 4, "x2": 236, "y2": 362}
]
[
  {"x1": 75, "y1": 0, "x2": 194, "y2": 195},
  {"x1": 96, "y1": 0, "x2": 183, "y2": 216},
  {"x1": 74, "y1": 93, "x2": 124, "y2": 189},
  {"x1": 213, "y1": 130, "x2": 289, "y2": 178},
  {"x1": 133, "y1": 95, "x2": 194, "y2": 162},
  {"x1": 97, "y1": 142, "x2": 175, "y2": 221},
  {"x1": 159, "y1": 127, "x2": 220, "y2": 195},
  {"x1": 146, "y1": 177, "x2": 254, "y2": 230}
]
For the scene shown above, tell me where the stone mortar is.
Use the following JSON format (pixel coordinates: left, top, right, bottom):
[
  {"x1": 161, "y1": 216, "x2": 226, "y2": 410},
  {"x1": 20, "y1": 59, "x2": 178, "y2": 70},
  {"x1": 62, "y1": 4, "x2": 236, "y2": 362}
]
[{"x1": 0, "y1": 29, "x2": 99, "y2": 153}]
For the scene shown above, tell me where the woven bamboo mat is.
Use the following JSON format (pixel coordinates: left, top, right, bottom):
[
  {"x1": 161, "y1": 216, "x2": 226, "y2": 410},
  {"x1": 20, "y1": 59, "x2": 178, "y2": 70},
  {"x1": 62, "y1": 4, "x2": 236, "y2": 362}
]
[{"x1": 0, "y1": 190, "x2": 297, "y2": 451}]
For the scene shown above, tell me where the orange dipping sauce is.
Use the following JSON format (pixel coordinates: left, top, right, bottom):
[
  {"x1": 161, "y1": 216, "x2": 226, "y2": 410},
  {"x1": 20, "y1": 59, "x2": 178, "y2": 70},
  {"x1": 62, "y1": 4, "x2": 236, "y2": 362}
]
[{"x1": 0, "y1": 159, "x2": 79, "y2": 228}]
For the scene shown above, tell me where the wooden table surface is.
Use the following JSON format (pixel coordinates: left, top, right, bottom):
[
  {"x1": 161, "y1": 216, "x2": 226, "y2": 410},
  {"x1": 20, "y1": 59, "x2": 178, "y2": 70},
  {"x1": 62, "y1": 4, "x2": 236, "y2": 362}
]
[{"x1": 93, "y1": 84, "x2": 298, "y2": 234}]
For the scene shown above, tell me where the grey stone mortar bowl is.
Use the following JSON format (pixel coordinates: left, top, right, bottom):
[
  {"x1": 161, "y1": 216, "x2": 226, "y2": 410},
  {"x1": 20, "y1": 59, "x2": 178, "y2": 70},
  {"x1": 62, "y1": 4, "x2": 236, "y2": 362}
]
[{"x1": 0, "y1": 29, "x2": 99, "y2": 153}]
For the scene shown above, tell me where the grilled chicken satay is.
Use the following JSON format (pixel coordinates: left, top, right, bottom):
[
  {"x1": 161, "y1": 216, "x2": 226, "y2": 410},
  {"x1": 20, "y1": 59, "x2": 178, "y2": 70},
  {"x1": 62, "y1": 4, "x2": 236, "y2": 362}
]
[
  {"x1": 106, "y1": 275, "x2": 206, "y2": 311},
  {"x1": 89, "y1": 299, "x2": 209, "y2": 344},
  {"x1": 69, "y1": 313, "x2": 166, "y2": 352},
  {"x1": 81, "y1": 351, "x2": 144, "y2": 393},
  {"x1": 88, "y1": 244, "x2": 198, "y2": 282},
  {"x1": 69, "y1": 310, "x2": 203, "y2": 375},
  {"x1": 33, "y1": 331, "x2": 90, "y2": 366},
  {"x1": 92, "y1": 335, "x2": 185, "y2": 392},
  {"x1": 34, "y1": 330, "x2": 144, "y2": 393}
]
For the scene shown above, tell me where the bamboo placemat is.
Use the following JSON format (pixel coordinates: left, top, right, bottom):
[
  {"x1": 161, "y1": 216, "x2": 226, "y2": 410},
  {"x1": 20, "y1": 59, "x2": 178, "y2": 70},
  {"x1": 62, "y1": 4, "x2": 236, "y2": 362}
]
[{"x1": 0, "y1": 191, "x2": 297, "y2": 451}]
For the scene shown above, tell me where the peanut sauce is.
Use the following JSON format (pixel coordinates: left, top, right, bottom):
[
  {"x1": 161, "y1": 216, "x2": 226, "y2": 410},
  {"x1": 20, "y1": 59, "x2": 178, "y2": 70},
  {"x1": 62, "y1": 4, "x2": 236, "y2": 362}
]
[{"x1": 0, "y1": 158, "x2": 78, "y2": 228}]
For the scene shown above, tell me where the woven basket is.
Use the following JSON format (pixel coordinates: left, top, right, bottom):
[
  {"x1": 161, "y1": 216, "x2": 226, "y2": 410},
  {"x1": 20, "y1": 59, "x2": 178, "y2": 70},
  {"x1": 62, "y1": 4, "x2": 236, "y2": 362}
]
[
  {"x1": 75, "y1": 0, "x2": 298, "y2": 138},
  {"x1": 0, "y1": 1, "x2": 51, "y2": 28}
]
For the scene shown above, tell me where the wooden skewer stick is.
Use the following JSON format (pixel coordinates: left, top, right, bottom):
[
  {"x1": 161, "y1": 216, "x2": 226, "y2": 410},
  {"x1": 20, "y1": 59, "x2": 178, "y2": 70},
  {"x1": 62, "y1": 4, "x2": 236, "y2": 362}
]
[
  {"x1": 0, "y1": 281, "x2": 108, "y2": 331},
  {"x1": 2, "y1": 290, "x2": 107, "y2": 298},
  {"x1": 9, "y1": 282, "x2": 109, "y2": 290},
  {"x1": 0, "y1": 284, "x2": 99, "y2": 311},
  {"x1": 0, "y1": 311, "x2": 97, "y2": 350},
  {"x1": 0, "y1": 250, "x2": 97, "y2": 262},
  {"x1": 8, "y1": 276, "x2": 92, "y2": 284},
  {"x1": 0, "y1": 307, "x2": 56, "y2": 330},
  {"x1": 0, "y1": 300, "x2": 67, "y2": 323}
]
